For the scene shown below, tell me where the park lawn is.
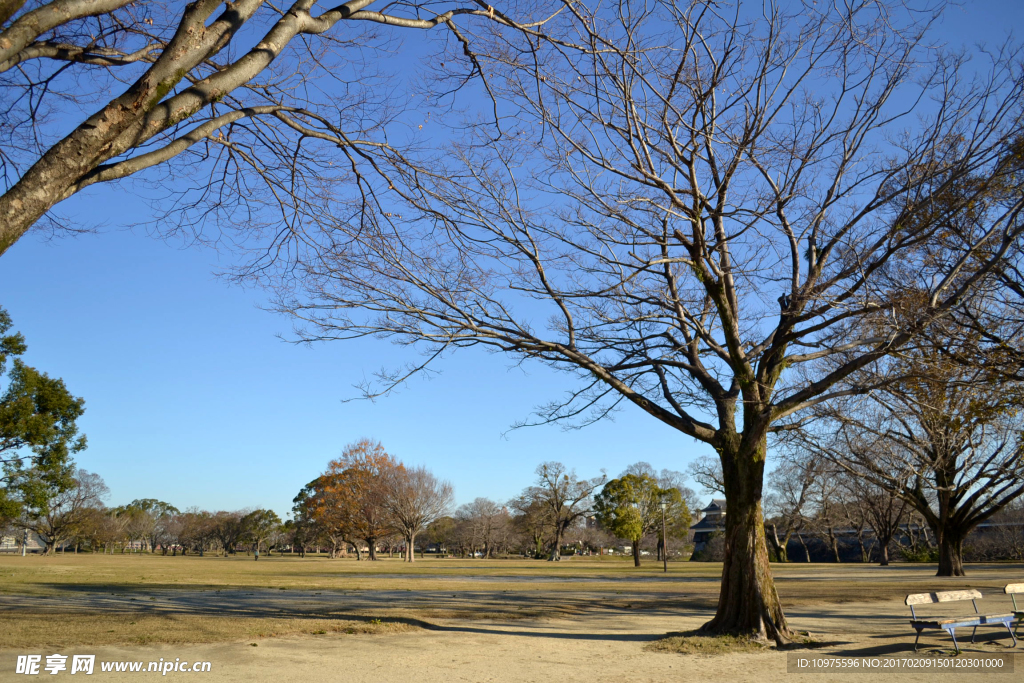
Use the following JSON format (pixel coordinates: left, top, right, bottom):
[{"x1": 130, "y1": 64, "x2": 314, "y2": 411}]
[
  {"x1": 0, "y1": 552, "x2": 721, "y2": 596},
  {"x1": 1, "y1": 554, "x2": 1021, "y2": 649},
  {"x1": 1, "y1": 552, "x2": 1016, "y2": 601}
]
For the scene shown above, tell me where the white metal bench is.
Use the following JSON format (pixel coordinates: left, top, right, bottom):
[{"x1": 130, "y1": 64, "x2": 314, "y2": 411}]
[
  {"x1": 1006, "y1": 583, "x2": 1024, "y2": 636},
  {"x1": 906, "y1": 590, "x2": 1017, "y2": 654}
]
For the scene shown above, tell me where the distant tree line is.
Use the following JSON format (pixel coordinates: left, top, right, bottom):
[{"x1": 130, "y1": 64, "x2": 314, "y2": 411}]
[
  {"x1": 1, "y1": 466, "x2": 285, "y2": 556},
  {"x1": 293, "y1": 443, "x2": 696, "y2": 566}
]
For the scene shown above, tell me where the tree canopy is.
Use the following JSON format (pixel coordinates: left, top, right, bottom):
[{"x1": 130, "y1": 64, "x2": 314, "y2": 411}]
[
  {"x1": 594, "y1": 472, "x2": 689, "y2": 567},
  {"x1": 0, "y1": 0, "x2": 558, "y2": 256},
  {"x1": 0, "y1": 305, "x2": 86, "y2": 522}
]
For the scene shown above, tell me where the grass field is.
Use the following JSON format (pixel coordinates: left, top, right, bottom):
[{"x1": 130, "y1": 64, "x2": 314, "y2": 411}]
[{"x1": 2, "y1": 553, "x2": 1021, "y2": 651}]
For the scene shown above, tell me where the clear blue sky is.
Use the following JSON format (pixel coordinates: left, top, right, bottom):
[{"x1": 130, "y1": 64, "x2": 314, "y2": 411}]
[
  {"x1": 0, "y1": 1, "x2": 1019, "y2": 519},
  {"x1": 0, "y1": 185, "x2": 706, "y2": 517}
]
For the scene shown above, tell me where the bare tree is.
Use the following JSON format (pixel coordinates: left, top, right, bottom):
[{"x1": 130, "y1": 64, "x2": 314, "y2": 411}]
[
  {"x1": 19, "y1": 468, "x2": 107, "y2": 552},
  {"x1": 172, "y1": 508, "x2": 217, "y2": 556},
  {"x1": 512, "y1": 462, "x2": 604, "y2": 561},
  {"x1": 687, "y1": 456, "x2": 725, "y2": 497},
  {"x1": 455, "y1": 497, "x2": 508, "y2": 558},
  {"x1": 840, "y1": 472, "x2": 908, "y2": 566},
  {"x1": 211, "y1": 509, "x2": 249, "y2": 555},
  {"x1": 508, "y1": 496, "x2": 549, "y2": 558},
  {"x1": 111, "y1": 503, "x2": 151, "y2": 552},
  {"x1": 0, "y1": 1, "x2": 565, "y2": 256},
  {"x1": 800, "y1": 458, "x2": 848, "y2": 563},
  {"x1": 380, "y1": 465, "x2": 453, "y2": 562},
  {"x1": 785, "y1": 345, "x2": 1024, "y2": 576},
  {"x1": 270, "y1": 0, "x2": 1024, "y2": 640},
  {"x1": 764, "y1": 459, "x2": 817, "y2": 563}
]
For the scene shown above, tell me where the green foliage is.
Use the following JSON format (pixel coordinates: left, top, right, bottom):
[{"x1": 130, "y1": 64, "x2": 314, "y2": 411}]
[
  {"x1": 243, "y1": 509, "x2": 282, "y2": 552},
  {"x1": 127, "y1": 499, "x2": 180, "y2": 518},
  {"x1": 594, "y1": 474, "x2": 691, "y2": 546},
  {"x1": 899, "y1": 545, "x2": 940, "y2": 563},
  {"x1": 1, "y1": 306, "x2": 86, "y2": 522}
]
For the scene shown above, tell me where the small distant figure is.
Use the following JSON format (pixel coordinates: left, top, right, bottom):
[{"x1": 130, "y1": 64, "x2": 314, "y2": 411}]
[{"x1": 254, "y1": 547, "x2": 259, "y2": 561}]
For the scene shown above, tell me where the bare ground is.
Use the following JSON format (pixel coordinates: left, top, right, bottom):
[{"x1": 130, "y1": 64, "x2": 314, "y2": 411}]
[{"x1": 1, "y1": 557, "x2": 1021, "y2": 682}]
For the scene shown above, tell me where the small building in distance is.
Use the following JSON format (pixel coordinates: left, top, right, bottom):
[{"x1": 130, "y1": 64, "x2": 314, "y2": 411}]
[
  {"x1": 690, "y1": 499, "x2": 726, "y2": 556},
  {"x1": 0, "y1": 529, "x2": 47, "y2": 554}
]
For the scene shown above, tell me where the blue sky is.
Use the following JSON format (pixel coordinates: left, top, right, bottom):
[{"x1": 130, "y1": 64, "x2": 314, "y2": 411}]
[
  {"x1": 0, "y1": 185, "x2": 705, "y2": 516},
  {"x1": 1, "y1": 1, "x2": 1020, "y2": 518}
]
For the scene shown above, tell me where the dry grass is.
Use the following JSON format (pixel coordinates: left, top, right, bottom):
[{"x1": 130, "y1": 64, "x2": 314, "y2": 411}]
[
  {"x1": 0, "y1": 611, "x2": 416, "y2": 650},
  {"x1": 644, "y1": 632, "x2": 768, "y2": 655},
  {"x1": 2, "y1": 553, "x2": 1016, "y2": 602},
  {"x1": 0, "y1": 552, "x2": 716, "y2": 596}
]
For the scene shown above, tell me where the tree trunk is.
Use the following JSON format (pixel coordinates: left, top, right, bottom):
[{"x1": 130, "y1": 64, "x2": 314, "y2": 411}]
[
  {"x1": 879, "y1": 541, "x2": 890, "y2": 566},
  {"x1": 766, "y1": 524, "x2": 787, "y2": 562},
  {"x1": 827, "y1": 527, "x2": 840, "y2": 563},
  {"x1": 855, "y1": 530, "x2": 869, "y2": 563},
  {"x1": 700, "y1": 437, "x2": 790, "y2": 643},
  {"x1": 632, "y1": 540, "x2": 642, "y2": 567},
  {"x1": 936, "y1": 528, "x2": 966, "y2": 577},
  {"x1": 548, "y1": 530, "x2": 562, "y2": 561},
  {"x1": 406, "y1": 533, "x2": 416, "y2": 563},
  {"x1": 368, "y1": 537, "x2": 378, "y2": 560},
  {"x1": 797, "y1": 533, "x2": 810, "y2": 562}
]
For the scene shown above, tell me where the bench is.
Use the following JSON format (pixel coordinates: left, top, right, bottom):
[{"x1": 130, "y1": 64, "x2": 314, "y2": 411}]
[
  {"x1": 1006, "y1": 584, "x2": 1024, "y2": 636},
  {"x1": 905, "y1": 590, "x2": 1017, "y2": 654}
]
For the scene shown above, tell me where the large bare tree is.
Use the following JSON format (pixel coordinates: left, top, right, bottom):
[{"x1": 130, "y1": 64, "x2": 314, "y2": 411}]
[
  {"x1": 509, "y1": 462, "x2": 604, "y2": 561},
  {"x1": 380, "y1": 464, "x2": 453, "y2": 562},
  {"x1": 0, "y1": 0, "x2": 561, "y2": 256},
  {"x1": 267, "y1": 1, "x2": 1024, "y2": 641},
  {"x1": 455, "y1": 497, "x2": 509, "y2": 558},
  {"x1": 783, "y1": 338, "x2": 1024, "y2": 576}
]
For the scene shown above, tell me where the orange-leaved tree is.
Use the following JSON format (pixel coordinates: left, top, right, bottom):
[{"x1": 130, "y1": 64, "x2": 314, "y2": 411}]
[{"x1": 324, "y1": 438, "x2": 402, "y2": 561}]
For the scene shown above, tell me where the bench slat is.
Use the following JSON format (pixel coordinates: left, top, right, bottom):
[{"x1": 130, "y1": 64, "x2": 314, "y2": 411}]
[
  {"x1": 906, "y1": 589, "x2": 983, "y2": 605},
  {"x1": 911, "y1": 614, "x2": 1014, "y2": 628},
  {"x1": 1004, "y1": 583, "x2": 1024, "y2": 594}
]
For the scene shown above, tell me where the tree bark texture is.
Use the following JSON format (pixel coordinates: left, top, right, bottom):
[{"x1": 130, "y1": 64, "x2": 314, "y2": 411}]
[
  {"x1": 937, "y1": 528, "x2": 966, "y2": 577},
  {"x1": 701, "y1": 437, "x2": 790, "y2": 643}
]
